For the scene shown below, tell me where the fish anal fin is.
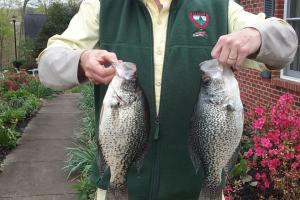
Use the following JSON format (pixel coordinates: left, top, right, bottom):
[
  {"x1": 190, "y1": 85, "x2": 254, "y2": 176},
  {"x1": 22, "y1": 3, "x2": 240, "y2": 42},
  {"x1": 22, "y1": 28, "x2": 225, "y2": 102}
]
[
  {"x1": 106, "y1": 184, "x2": 128, "y2": 200},
  {"x1": 132, "y1": 143, "x2": 148, "y2": 174}
]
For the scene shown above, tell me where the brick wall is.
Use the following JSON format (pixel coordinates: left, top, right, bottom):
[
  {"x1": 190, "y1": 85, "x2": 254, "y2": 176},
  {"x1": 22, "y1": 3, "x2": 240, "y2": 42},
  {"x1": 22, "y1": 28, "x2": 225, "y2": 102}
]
[
  {"x1": 238, "y1": 0, "x2": 300, "y2": 121},
  {"x1": 239, "y1": 0, "x2": 265, "y2": 14},
  {"x1": 274, "y1": 0, "x2": 284, "y2": 18},
  {"x1": 236, "y1": 69, "x2": 300, "y2": 117}
]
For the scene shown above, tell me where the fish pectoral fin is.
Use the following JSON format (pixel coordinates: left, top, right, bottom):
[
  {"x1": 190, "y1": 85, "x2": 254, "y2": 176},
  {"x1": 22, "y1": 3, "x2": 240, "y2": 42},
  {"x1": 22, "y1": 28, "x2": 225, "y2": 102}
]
[
  {"x1": 189, "y1": 148, "x2": 202, "y2": 173},
  {"x1": 224, "y1": 98, "x2": 236, "y2": 112},
  {"x1": 226, "y1": 103, "x2": 235, "y2": 112}
]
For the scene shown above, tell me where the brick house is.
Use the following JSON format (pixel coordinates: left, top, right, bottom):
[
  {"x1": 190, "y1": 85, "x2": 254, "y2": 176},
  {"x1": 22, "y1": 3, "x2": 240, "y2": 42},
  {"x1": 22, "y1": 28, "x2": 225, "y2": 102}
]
[{"x1": 235, "y1": 0, "x2": 300, "y2": 119}]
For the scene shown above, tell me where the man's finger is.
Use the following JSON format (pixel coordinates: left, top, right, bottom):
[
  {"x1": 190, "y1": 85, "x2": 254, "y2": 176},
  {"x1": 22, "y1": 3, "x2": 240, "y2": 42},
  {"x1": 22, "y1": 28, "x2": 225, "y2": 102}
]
[
  {"x1": 211, "y1": 40, "x2": 223, "y2": 58},
  {"x1": 227, "y1": 47, "x2": 238, "y2": 66},
  {"x1": 91, "y1": 72, "x2": 114, "y2": 84},
  {"x1": 235, "y1": 46, "x2": 248, "y2": 68},
  {"x1": 218, "y1": 45, "x2": 231, "y2": 66},
  {"x1": 93, "y1": 65, "x2": 116, "y2": 77},
  {"x1": 100, "y1": 52, "x2": 118, "y2": 65}
]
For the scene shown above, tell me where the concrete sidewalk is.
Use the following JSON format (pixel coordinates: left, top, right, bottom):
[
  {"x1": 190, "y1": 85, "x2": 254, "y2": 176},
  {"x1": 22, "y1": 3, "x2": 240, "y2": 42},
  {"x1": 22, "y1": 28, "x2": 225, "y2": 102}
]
[{"x1": 0, "y1": 94, "x2": 81, "y2": 200}]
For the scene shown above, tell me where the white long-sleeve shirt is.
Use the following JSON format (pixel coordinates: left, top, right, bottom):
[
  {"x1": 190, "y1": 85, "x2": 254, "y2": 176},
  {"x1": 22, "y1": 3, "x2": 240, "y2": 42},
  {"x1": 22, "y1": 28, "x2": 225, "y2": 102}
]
[{"x1": 38, "y1": 0, "x2": 298, "y2": 110}]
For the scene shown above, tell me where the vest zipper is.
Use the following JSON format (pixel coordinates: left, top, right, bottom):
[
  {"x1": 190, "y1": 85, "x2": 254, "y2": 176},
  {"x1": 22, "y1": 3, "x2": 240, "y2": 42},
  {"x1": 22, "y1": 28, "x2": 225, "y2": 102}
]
[
  {"x1": 139, "y1": 1, "x2": 178, "y2": 199},
  {"x1": 154, "y1": 117, "x2": 160, "y2": 140},
  {"x1": 138, "y1": 3, "x2": 161, "y2": 199}
]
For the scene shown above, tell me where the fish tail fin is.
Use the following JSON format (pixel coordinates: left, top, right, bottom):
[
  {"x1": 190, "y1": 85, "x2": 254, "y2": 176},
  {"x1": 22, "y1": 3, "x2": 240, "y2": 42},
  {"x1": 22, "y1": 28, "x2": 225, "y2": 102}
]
[{"x1": 106, "y1": 184, "x2": 128, "y2": 200}]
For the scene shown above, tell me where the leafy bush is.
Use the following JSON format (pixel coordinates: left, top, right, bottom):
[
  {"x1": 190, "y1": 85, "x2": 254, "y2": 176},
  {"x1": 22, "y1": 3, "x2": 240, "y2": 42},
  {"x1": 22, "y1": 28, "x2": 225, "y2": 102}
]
[
  {"x1": 0, "y1": 122, "x2": 17, "y2": 148},
  {"x1": 0, "y1": 90, "x2": 40, "y2": 125},
  {"x1": 225, "y1": 94, "x2": 300, "y2": 200},
  {"x1": 0, "y1": 72, "x2": 54, "y2": 150},
  {"x1": 65, "y1": 83, "x2": 97, "y2": 199},
  {"x1": 20, "y1": 79, "x2": 57, "y2": 99},
  {"x1": 73, "y1": 174, "x2": 97, "y2": 200}
]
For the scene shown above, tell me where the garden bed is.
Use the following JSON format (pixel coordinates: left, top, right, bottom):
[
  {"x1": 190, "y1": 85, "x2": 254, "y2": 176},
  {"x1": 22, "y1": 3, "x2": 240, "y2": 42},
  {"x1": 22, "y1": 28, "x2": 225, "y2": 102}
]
[{"x1": 0, "y1": 69, "x2": 57, "y2": 167}]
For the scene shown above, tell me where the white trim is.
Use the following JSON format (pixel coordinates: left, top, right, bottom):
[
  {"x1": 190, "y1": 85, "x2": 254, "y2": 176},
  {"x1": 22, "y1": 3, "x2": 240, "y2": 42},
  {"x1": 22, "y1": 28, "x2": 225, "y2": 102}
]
[
  {"x1": 280, "y1": 69, "x2": 300, "y2": 83},
  {"x1": 281, "y1": 0, "x2": 300, "y2": 82},
  {"x1": 284, "y1": 0, "x2": 288, "y2": 19},
  {"x1": 286, "y1": 18, "x2": 300, "y2": 21}
]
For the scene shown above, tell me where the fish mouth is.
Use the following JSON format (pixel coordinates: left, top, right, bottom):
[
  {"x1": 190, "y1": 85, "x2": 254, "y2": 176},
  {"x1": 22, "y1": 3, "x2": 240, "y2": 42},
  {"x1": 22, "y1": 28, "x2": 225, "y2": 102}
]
[
  {"x1": 199, "y1": 59, "x2": 223, "y2": 80},
  {"x1": 113, "y1": 62, "x2": 137, "y2": 80}
]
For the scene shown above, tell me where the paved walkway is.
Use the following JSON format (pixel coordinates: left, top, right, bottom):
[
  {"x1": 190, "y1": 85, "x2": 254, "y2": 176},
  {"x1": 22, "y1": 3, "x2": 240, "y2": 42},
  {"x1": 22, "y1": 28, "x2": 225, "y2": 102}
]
[{"x1": 0, "y1": 94, "x2": 81, "y2": 200}]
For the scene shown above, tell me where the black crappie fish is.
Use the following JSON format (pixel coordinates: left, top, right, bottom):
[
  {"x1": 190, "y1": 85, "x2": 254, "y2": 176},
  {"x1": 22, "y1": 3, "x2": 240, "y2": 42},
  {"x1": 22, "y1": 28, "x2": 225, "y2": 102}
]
[
  {"x1": 98, "y1": 62, "x2": 149, "y2": 199},
  {"x1": 189, "y1": 59, "x2": 244, "y2": 200}
]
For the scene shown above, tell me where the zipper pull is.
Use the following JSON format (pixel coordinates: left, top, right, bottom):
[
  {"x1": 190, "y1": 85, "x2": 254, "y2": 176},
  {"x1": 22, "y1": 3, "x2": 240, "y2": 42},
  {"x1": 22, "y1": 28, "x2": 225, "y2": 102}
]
[{"x1": 154, "y1": 118, "x2": 160, "y2": 140}]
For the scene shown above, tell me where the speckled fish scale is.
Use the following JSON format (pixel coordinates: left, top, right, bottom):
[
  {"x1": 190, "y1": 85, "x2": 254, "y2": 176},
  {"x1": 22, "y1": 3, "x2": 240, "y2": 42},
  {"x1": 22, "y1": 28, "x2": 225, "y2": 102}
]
[
  {"x1": 189, "y1": 59, "x2": 244, "y2": 200},
  {"x1": 98, "y1": 62, "x2": 148, "y2": 199}
]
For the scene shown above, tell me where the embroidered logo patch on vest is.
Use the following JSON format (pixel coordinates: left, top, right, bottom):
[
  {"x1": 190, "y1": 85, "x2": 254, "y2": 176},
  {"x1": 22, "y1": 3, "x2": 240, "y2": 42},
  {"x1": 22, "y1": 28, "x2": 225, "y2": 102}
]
[{"x1": 189, "y1": 12, "x2": 209, "y2": 37}]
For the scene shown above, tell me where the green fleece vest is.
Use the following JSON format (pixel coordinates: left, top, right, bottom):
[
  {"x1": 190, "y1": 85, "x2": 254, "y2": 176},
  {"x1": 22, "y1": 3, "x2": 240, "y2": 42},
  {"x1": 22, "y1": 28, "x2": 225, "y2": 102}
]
[{"x1": 91, "y1": 0, "x2": 228, "y2": 199}]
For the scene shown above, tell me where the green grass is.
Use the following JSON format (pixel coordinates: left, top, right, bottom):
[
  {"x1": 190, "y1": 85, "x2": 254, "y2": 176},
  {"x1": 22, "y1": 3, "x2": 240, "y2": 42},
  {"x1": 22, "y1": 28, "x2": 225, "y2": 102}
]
[{"x1": 64, "y1": 83, "x2": 97, "y2": 199}]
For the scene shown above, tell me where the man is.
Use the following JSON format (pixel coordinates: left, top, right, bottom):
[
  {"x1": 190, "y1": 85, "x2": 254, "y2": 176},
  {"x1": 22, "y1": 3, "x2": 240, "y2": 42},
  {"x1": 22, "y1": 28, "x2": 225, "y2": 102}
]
[{"x1": 38, "y1": 0, "x2": 297, "y2": 199}]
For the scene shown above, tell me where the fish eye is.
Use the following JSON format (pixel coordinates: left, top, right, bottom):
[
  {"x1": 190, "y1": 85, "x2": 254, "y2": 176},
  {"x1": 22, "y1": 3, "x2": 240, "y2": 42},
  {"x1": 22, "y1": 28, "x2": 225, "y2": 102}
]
[{"x1": 202, "y1": 76, "x2": 211, "y2": 86}]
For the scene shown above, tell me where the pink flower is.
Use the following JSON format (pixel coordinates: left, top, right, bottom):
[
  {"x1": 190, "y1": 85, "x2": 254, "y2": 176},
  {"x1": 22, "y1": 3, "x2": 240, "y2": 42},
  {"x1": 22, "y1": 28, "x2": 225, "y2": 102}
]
[
  {"x1": 279, "y1": 94, "x2": 294, "y2": 105},
  {"x1": 291, "y1": 162, "x2": 299, "y2": 169},
  {"x1": 245, "y1": 148, "x2": 254, "y2": 158},
  {"x1": 267, "y1": 130, "x2": 280, "y2": 145},
  {"x1": 286, "y1": 153, "x2": 295, "y2": 160},
  {"x1": 255, "y1": 107, "x2": 265, "y2": 116},
  {"x1": 267, "y1": 159, "x2": 281, "y2": 171},
  {"x1": 290, "y1": 130, "x2": 298, "y2": 141},
  {"x1": 224, "y1": 185, "x2": 233, "y2": 193},
  {"x1": 268, "y1": 149, "x2": 279, "y2": 156},
  {"x1": 252, "y1": 117, "x2": 266, "y2": 130},
  {"x1": 255, "y1": 147, "x2": 266, "y2": 157},
  {"x1": 295, "y1": 119, "x2": 300, "y2": 128},
  {"x1": 258, "y1": 184, "x2": 266, "y2": 192},
  {"x1": 281, "y1": 132, "x2": 289, "y2": 140},
  {"x1": 295, "y1": 145, "x2": 300, "y2": 152},
  {"x1": 261, "y1": 138, "x2": 272, "y2": 149},
  {"x1": 263, "y1": 178, "x2": 270, "y2": 188},
  {"x1": 255, "y1": 172, "x2": 261, "y2": 180},
  {"x1": 261, "y1": 159, "x2": 269, "y2": 167}
]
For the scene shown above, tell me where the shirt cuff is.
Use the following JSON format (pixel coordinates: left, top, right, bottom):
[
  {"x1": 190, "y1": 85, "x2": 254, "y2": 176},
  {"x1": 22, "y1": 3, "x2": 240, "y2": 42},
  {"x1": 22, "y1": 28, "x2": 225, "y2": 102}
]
[
  {"x1": 248, "y1": 18, "x2": 298, "y2": 69},
  {"x1": 38, "y1": 46, "x2": 85, "y2": 90}
]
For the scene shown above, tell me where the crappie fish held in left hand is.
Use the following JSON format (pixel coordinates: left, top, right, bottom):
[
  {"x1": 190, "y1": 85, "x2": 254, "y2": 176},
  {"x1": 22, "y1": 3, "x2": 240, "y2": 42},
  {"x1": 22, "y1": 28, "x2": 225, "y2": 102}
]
[
  {"x1": 189, "y1": 59, "x2": 244, "y2": 200},
  {"x1": 98, "y1": 62, "x2": 149, "y2": 200}
]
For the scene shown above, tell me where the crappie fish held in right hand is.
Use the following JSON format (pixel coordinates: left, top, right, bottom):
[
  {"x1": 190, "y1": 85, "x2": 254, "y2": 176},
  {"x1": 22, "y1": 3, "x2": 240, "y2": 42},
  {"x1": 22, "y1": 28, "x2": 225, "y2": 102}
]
[
  {"x1": 189, "y1": 59, "x2": 244, "y2": 200},
  {"x1": 98, "y1": 62, "x2": 149, "y2": 200}
]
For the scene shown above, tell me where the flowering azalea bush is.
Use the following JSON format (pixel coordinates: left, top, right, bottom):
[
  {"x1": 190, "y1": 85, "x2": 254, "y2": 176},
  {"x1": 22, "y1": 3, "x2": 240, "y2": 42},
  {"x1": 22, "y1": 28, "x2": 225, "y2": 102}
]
[
  {"x1": 225, "y1": 94, "x2": 300, "y2": 200},
  {"x1": 246, "y1": 94, "x2": 300, "y2": 199}
]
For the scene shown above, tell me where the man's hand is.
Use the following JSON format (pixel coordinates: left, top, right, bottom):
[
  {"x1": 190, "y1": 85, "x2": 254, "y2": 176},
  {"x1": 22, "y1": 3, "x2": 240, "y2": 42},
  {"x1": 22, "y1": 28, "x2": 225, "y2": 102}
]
[
  {"x1": 211, "y1": 28, "x2": 262, "y2": 70},
  {"x1": 79, "y1": 49, "x2": 118, "y2": 84}
]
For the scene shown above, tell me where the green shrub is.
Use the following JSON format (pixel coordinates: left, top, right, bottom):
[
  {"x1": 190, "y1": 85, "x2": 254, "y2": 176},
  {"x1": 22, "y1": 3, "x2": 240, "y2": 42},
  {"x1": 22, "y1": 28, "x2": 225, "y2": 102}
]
[
  {"x1": 64, "y1": 138, "x2": 97, "y2": 178},
  {"x1": 73, "y1": 174, "x2": 96, "y2": 200},
  {"x1": 0, "y1": 122, "x2": 17, "y2": 148},
  {"x1": 20, "y1": 79, "x2": 57, "y2": 99},
  {"x1": 0, "y1": 109, "x2": 27, "y2": 124},
  {"x1": 0, "y1": 90, "x2": 40, "y2": 124}
]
